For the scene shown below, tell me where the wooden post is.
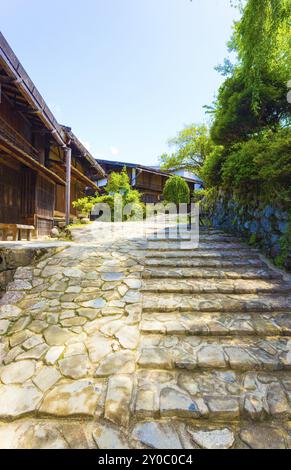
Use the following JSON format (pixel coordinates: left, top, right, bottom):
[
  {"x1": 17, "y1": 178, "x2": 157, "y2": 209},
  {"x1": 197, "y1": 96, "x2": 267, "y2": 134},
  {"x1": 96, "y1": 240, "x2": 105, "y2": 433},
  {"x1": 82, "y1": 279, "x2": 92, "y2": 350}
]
[{"x1": 65, "y1": 147, "x2": 72, "y2": 226}]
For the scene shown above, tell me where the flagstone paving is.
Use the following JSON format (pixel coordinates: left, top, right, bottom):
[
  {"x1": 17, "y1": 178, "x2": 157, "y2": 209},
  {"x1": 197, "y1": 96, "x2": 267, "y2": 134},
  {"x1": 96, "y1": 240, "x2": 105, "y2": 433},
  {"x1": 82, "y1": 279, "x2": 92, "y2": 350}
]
[{"x1": 0, "y1": 222, "x2": 290, "y2": 449}]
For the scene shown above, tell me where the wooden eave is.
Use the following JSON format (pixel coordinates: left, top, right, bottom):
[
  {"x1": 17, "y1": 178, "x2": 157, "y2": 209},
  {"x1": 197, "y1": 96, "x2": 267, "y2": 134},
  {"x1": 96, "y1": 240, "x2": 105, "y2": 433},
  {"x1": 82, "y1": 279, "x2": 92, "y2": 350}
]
[
  {"x1": 0, "y1": 134, "x2": 66, "y2": 186},
  {"x1": 0, "y1": 33, "x2": 104, "y2": 185},
  {"x1": 70, "y1": 166, "x2": 99, "y2": 190},
  {"x1": 0, "y1": 33, "x2": 66, "y2": 147},
  {"x1": 51, "y1": 162, "x2": 98, "y2": 190},
  {"x1": 62, "y1": 127, "x2": 105, "y2": 177}
]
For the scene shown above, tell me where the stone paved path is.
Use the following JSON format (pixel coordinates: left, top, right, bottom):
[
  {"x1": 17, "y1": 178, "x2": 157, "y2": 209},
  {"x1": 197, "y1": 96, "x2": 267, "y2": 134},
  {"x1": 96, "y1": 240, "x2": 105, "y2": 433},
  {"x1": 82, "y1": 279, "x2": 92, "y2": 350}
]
[{"x1": 0, "y1": 222, "x2": 290, "y2": 449}]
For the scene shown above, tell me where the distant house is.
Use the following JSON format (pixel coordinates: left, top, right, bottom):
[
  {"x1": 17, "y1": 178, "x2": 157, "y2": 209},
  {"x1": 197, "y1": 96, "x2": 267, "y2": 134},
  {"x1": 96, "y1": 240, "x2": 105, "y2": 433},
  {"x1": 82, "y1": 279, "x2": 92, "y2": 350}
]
[
  {"x1": 170, "y1": 169, "x2": 204, "y2": 191},
  {"x1": 149, "y1": 167, "x2": 204, "y2": 191},
  {"x1": 96, "y1": 159, "x2": 202, "y2": 203},
  {"x1": 0, "y1": 33, "x2": 104, "y2": 237}
]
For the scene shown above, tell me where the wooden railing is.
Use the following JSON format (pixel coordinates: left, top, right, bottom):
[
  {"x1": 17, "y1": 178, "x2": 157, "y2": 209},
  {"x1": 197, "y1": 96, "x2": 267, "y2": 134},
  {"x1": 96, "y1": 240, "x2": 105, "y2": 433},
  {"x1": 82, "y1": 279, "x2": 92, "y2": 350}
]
[{"x1": 0, "y1": 116, "x2": 39, "y2": 159}]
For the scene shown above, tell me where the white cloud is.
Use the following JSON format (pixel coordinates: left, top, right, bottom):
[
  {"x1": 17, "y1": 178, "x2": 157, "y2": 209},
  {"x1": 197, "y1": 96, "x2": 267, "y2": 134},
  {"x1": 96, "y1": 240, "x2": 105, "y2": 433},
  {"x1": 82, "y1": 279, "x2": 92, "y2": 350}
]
[{"x1": 110, "y1": 146, "x2": 120, "y2": 156}]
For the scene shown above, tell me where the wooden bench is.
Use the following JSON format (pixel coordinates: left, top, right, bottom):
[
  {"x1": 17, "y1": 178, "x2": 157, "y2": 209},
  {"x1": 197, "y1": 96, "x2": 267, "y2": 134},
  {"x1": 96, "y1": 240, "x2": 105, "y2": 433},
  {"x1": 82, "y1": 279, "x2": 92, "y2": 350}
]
[{"x1": 0, "y1": 224, "x2": 35, "y2": 241}]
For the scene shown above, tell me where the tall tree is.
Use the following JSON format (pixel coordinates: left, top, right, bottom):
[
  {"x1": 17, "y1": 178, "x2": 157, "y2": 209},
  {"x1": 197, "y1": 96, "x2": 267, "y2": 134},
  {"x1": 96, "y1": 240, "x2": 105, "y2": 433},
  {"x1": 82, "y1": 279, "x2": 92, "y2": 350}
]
[
  {"x1": 210, "y1": 0, "x2": 291, "y2": 146},
  {"x1": 234, "y1": 0, "x2": 290, "y2": 110},
  {"x1": 160, "y1": 124, "x2": 215, "y2": 174}
]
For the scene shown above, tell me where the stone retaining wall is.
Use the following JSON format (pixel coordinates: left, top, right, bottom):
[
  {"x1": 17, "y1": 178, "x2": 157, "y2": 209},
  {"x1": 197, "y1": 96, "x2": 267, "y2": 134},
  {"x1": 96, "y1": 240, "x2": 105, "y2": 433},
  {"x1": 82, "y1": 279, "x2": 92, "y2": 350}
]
[
  {"x1": 204, "y1": 191, "x2": 291, "y2": 271},
  {"x1": 0, "y1": 247, "x2": 64, "y2": 297}
]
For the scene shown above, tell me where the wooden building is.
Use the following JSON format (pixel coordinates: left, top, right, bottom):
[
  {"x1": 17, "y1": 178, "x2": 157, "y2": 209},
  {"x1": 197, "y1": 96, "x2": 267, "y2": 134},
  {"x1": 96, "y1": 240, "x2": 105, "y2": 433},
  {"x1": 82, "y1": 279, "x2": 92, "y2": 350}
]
[
  {"x1": 96, "y1": 159, "x2": 201, "y2": 203},
  {"x1": 51, "y1": 127, "x2": 104, "y2": 221},
  {"x1": 0, "y1": 33, "x2": 104, "y2": 237}
]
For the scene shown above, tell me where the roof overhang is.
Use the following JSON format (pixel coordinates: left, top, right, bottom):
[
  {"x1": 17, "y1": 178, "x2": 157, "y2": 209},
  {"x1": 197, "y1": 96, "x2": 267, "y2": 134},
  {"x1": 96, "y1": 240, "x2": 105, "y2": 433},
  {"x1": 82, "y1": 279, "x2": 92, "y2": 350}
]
[
  {"x1": 62, "y1": 128, "x2": 105, "y2": 177},
  {"x1": 51, "y1": 161, "x2": 98, "y2": 190},
  {"x1": 0, "y1": 33, "x2": 67, "y2": 148},
  {"x1": 70, "y1": 165, "x2": 99, "y2": 190},
  {"x1": 0, "y1": 134, "x2": 66, "y2": 186}
]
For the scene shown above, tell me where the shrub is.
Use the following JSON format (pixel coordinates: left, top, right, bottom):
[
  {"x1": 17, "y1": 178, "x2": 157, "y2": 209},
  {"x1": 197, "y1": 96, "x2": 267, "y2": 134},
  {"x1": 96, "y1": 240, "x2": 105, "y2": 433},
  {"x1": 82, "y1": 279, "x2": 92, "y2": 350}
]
[
  {"x1": 163, "y1": 175, "x2": 190, "y2": 205},
  {"x1": 220, "y1": 128, "x2": 291, "y2": 207},
  {"x1": 72, "y1": 197, "x2": 95, "y2": 215},
  {"x1": 199, "y1": 146, "x2": 225, "y2": 187},
  {"x1": 192, "y1": 189, "x2": 207, "y2": 203},
  {"x1": 106, "y1": 166, "x2": 131, "y2": 195},
  {"x1": 275, "y1": 220, "x2": 291, "y2": 268}
]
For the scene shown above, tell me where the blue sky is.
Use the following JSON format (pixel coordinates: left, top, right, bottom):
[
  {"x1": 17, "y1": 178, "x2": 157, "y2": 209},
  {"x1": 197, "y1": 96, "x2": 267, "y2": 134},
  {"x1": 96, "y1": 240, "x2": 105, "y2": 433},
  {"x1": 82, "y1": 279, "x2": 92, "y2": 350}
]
[{"x1": 1, "y1": 0, "x2": 239, "y2": 165}]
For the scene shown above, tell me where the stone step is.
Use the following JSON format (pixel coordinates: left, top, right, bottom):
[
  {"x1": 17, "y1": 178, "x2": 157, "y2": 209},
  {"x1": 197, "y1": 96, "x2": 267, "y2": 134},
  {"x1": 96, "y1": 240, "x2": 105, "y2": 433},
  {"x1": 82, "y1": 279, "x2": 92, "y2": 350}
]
[
  {"x1": 140, "y1": 311, "x2": 291, "y2": 337},
  {"x1": 145, "y1": 250, "x2": 260, "y2": 259},
  {"x1": 3, "y1": 417, "x2": 290, "y2": 449},
  {"x1": 146, "y1": 226, "x2": 221, "y2": 233},
  {"x1": 146, "y1": 242, "x2": 248, "y2": 251},
  {"x1": 143, "y1": 266, "x2": 282, "y2": 280},
  {"x1": 137, "y1": 335, "x2": 291, "y2": 372},
  {"x1": 199, "y1": 229, "x2": 229, "y2": 235},
  {"x1": 130, "y1": 420, "x2": 290, "y2": 449},
  {"x1": 134, "y1": 369, "x2": 291, "y2": 423},
  {"x1": 142, "y1": 279, "x2": 291, "y2": 295},
  {"x1": 142, "y1": 293, "x2": 291, "y2": 313},
  {"x1": 147, "y1": 235, "x2": 240, "y2": 243},
  {"x1": 144, "y1": 258, "x2": 265, "y2": 268}
]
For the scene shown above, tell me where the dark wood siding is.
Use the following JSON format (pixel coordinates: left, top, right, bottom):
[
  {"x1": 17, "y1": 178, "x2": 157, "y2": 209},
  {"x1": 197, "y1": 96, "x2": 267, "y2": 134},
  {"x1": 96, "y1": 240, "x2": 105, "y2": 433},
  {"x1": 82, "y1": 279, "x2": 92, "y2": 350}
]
[
  {"x1": 20, "y1": 167, "x2": 36, "y2": 220},
  {"x1": 0, "y1": 160, "x2": 38, "y2": 224},
  {"x1": 0, "y1": 162, "x2": 21, "y2": 223},
  {"x1": 35, "y1": 175, "x2": 55, "y2": 235}
]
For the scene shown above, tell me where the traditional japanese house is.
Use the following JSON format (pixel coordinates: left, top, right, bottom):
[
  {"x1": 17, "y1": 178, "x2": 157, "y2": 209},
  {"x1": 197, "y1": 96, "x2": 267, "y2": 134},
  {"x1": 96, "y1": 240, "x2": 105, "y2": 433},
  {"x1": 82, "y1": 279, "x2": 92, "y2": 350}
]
[
  {"x1": 51, "y1": 127, "x2": 103, "y2": 221},
  {"x1": 96, "y1": 159, "x2": 201, "y2": 203},
  {"x1": 0, "y1": 33, "x2": 104, "y2": 237}
]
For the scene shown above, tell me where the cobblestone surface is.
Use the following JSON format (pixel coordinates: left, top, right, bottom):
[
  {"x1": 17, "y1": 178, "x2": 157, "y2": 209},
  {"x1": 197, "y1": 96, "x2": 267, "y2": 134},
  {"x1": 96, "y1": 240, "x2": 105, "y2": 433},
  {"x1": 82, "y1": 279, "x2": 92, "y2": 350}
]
[{"x1": 0, "y1": 222, "x2": 290, "y2": 448}]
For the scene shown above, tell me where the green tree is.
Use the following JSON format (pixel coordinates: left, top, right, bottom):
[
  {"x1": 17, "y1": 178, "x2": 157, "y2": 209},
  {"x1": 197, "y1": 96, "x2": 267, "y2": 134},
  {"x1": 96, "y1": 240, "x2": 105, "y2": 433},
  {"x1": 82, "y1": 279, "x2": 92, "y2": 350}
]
[
  {"x1": 210, "y1": 70, "x2": 289, "y2": 145},
  {"x1": 94, "y1": 166, "x2": 144, "y2": 220},
  {"x1": 106, "y1": 166, "x2": 131, "y2": 195},
  {"x1": 234, "y1": 0, "x2": 290, "y2": 95},
  {"x1": 163, "y1": 175, "x2": 190, "y2": 205},
  {"x1": 160, "y1": 124, "x2": 215, "y2": 174},
  {"x1": 210, "y1": 0, "x2": 291, "y2": 146}
]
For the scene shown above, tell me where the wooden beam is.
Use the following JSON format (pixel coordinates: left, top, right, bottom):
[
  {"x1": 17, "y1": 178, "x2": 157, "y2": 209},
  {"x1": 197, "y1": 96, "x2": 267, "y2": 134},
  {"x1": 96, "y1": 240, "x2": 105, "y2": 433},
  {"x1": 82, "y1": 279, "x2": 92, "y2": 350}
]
[
  {"x1": 65, "y1": 147, "x2": 72, "y2": 226},
  {"x1": 57, "y1": 162, "x2": 98, "y2": 190},
  {"x1": 0, "y1": 136, "x2": 66, "y2": 186},
  {"x1": 0, "y1": 74, "x2": 14, "y2": 84}
]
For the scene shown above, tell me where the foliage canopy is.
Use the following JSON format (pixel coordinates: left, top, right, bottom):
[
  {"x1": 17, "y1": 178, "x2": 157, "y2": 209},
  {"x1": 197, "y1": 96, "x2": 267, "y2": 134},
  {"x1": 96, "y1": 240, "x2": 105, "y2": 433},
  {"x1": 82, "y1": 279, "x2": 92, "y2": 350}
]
[
  {"x1": 210, "y1": 0, "x2": 291, "y2": 145},
  {"x1": 196, "y1": 0, "x2": 290, "y2": 212},
  {"x1": 160, "y1": 124, "x2": 215, "y2": 174}
]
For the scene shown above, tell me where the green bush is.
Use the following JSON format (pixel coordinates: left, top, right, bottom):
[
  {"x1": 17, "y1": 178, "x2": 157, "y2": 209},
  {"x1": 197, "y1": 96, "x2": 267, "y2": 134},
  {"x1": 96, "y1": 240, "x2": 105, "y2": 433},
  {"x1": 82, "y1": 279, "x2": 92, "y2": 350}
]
[
  {"x1": 200, "y1": 127, "x2": 291, "y2": 209},
  {"x1": 72, "y1": 196, "x2": 95, "y2": 215},
  {"x1": 199, "y1": 146, "x2": 225, "y2": 187},
  {"x1": 192, "y1": 189, "x2": 207, "y2": 203},
  {"x1": 220, "y1": 128, "x2": 291, "y2": 207},
  {"x1": 163, "y1": 175, "x2": 190, "y2": 205},
  {"x1": 275, "y1": 220, "x2": 291, "y2": 268}
]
